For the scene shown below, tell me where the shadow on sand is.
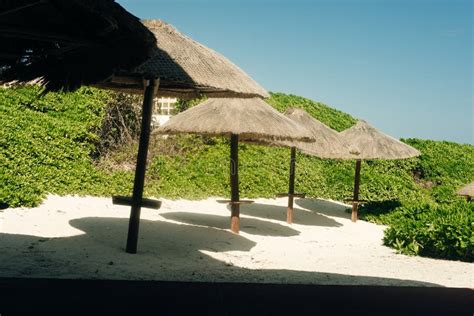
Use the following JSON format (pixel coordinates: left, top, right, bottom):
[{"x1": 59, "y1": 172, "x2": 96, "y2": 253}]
[
  {"x1": 4, "y1": 215, "x2": 471, "y2": 314},
  {"x1": 239, "y1": 203, "x2": 342, "y2": 227},
  {"x1": 0, "y1": 216, "x2": 441, "y2": 287},
  {"x1": 161, "y1": 212, "x2": 300, "y2": 237},
  {"x1": 1, "y1": 216, "x2": 472, "y2": 314},
  {"x1": 296, "y1": 198, "x2": 352, "y2": 220}
]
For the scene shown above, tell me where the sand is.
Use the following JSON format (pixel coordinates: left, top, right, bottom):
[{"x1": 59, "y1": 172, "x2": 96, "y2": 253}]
[{"x1": 0, "y1": 195, "x2": 472, "y2": 287}]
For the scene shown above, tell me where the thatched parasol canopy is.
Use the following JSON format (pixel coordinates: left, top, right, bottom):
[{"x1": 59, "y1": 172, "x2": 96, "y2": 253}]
[
  {"x1": 457, "y1": 182, "x2": 474, "y2": 198},
  {"x1": 338, "y1": 120, "x2": 421, "y2": 160},
  {"x1": 336, "y1": 121, "x2": 421, "y2": 222},
  {"x1": 0, "y1": 0, "x2": 156, "y2": 92},
  {"x1": 96, "y1": 20, "x2": 269, "y2": 99},
  {"x1": 257, "y1": 108, "x2": 348, "y2": 224},
  {"x1": 157, "y1": 98, "x2": 312, "y2": 141},
  {"x1": 156, "y1": 98, "x2": 314, "y2": 234},
  {"x1": 263, "y1": 108, "x2": 347, "y2": 158}
]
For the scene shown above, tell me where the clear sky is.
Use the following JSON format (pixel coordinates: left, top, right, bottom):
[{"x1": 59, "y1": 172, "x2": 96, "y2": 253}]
[{"x1": 117, "y1": 0, "x2": 473, "y2": 144}]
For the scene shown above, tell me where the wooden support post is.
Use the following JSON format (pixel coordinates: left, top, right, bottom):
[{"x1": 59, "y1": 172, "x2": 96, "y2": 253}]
[
  {"x1": 126, "y1": 78, "x2": 158, "y2": 254},
  {"x1": 230, "y1": 134, "x2": 240, "y2": 233},
  {"x1": 287, "y1": 147, "x2": 296, "y2": 224},
  {"x1": 351, "y1": 159, "x2": 362, "y2": 222}
]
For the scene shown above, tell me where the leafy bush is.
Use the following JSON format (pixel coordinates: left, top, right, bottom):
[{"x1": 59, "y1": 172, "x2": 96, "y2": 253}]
[
  {"x1": 404, "y1": 138, "x2": 474, "y2": 203},
  {"x1": 0, "y1": 86, "x2": 120, "y2": 207},
  {"x1": 266, "y1": 92, "x2": 356, "y2": 131},
  {"x1": 383, "y1": 201, "x2": 473, "y2": 262},
  {"x1": 96, "y1": 92, "x2": 143, "y2": 156}
]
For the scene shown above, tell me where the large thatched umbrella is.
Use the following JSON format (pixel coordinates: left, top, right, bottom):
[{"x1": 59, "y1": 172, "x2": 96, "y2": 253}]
[
  {"x1": 338, "y1": 120, "x2": 421, "y2": 222},
  {"x1": 95, "y1": 20, "x2": 269, "y2": 99},
  {"x1": 260, "y1": 108, "x2": 347, "y2": 224},
  {"x1": 0, "y1": 0, "x2": 156, "y2": 92},
  {"x1": 157, "y1": 98, "x2": 313, "y2": 233},
  {"x1": 457, "y1": 182, "x2": 474, "y2": 201}
]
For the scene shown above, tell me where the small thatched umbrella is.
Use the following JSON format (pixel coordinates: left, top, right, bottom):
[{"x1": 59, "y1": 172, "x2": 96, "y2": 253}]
[
  {"x1": 259, "y1": 108, "x2": 347, "y2": 224},
  {"x1": 157, "y1": 98, "x2": 313, "y2": 233},
  {"x1": 338, "y1": 120, "x2": 421, "y2": 222},
  {"x1": 457, "y1": 182, "x2": 474, "y2": 201}
]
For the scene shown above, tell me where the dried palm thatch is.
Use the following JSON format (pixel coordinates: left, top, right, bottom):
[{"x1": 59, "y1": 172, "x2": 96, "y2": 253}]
[
  {"x1": 256, "y1": 108, "x2": 348, "y2": 224},
  {"x1": 96, "y1": 20, "x2": 269, "y2": 99},
  {"x1": 0, "y1": 0, "x2": 156, "y2": 92},
  {"x1": 337, "y1": 121, "x2": 421, "y2": 222},
  {"x1": 156, "y1": 98, "x2": 312, "y2": 141},
  {"x1": 338, "y1": 120, "x2": 421, "y2": 160},
  {"x1": 156, "y1": 98, "x2": 314, "y2": 234},
  {"x1": 457, "y1": 182, "x2": 474, "y2": 198},
  {"x1": 260, "y1": 108, "x2": 348, "y2": 158}
]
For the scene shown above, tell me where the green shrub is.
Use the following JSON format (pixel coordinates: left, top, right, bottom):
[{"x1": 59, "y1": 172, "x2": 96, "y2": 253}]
[
  {"x1": 266, "y1": 92, "x2": 356, "y2": 131},
  {"x1": 383, "y1": 201, "x2": 474, "y2": 262},
  {"x1": 0, "y1": 86, "x2": 112, "y2": 206},
  {"x1": 97, "y1": 92, "x2": 143, "y2": 156}
]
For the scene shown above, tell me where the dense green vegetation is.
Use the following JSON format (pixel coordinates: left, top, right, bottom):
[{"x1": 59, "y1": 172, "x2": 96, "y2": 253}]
[
  {"x1": 0, "y1": 86, "x2": 134, "y2": 206},
  {"x1": 0, "y1": 87, "x2": 472, "y2": 262},
  {"x1": 382, "y1": 201, "x2": 473, "y2": 261}
]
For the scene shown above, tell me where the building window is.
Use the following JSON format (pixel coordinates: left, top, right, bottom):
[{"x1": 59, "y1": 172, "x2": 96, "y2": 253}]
[{"x1": 154, "y1": 97, "x2": 177, "y2": 116}]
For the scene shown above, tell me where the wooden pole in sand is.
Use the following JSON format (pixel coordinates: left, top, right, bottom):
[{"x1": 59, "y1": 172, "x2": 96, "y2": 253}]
[
  {"x1": 286, "y1": 147, "x2": 297, "y2": 224},
  {"x1": 126, "y1": 78, "x2": 159, "y2": 254},
  {"x1": 351, "y1": 159, "x2": 362, "y2": 222},
  {"x1": 230, "y1": 134, "x2": 240, "y2": 233}
]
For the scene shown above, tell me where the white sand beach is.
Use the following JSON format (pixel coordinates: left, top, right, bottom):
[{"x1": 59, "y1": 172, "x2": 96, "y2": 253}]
[{"x1": 0, "y1": 195, "x2": 472, "y2": 288}]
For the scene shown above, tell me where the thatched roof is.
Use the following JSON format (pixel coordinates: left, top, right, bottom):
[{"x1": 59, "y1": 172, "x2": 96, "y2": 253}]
[
  {"x1": 338, "y1": 120, "x2": 421, "y2": 160},
  {"x1": 96, "y1": 20, "x2": 269, "y2": 99},
  {"x1": 255, "y1": 108, "x2": 349, "y2": 158},
  {"x1": 457, "y1": 182, "x2": 474, "y2": 198},
  {"x1": 0, "y1": 0, "x2": 156, "y2": 92},
  {"x1": 156, "y1": 98, "x2": 313, "y2": 141}
]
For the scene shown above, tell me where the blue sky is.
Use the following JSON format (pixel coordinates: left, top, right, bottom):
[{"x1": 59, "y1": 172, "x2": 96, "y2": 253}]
[{"x1": 117, "y1": 0, "x2": 473, "y2": 144}]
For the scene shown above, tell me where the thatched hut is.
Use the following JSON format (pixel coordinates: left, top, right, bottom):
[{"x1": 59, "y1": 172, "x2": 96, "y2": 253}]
[
  {"x1": 258, "y1": 108, "x2": 347, "y2": 224},
  {"x1": 338, "y1": 120, "x2": 421, "y2": 221},
  {"x1": 157, "y1": 98, "x2": 313, "y2": 233},
  {"x1": 457, "y1": 182, "x2": 474, "y2": 201},
  {"x1": 95, "y1": 20, "x2": 269, "y2": 99},
  {"x1": 0, "y1": 0, "x2": 156, "y2": 92}
]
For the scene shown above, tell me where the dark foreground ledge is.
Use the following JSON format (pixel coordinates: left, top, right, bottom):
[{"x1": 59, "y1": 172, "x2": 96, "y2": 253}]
[{"x1": 0, "y1": 278, "x2": 472, "y2": 315}]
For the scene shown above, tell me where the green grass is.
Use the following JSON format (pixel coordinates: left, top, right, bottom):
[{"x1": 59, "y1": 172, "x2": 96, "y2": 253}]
[{"x1": 1, "y1": 87, "x2": 472, "y2": 261}]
